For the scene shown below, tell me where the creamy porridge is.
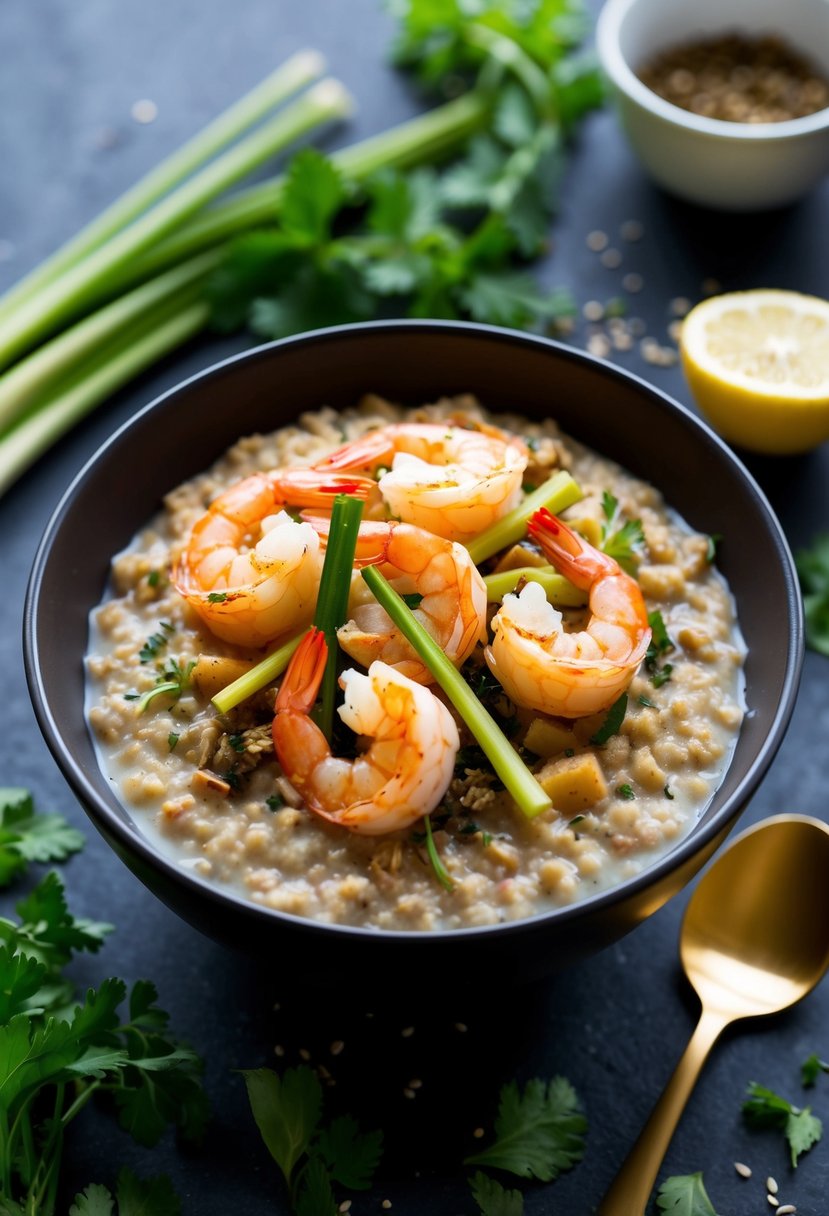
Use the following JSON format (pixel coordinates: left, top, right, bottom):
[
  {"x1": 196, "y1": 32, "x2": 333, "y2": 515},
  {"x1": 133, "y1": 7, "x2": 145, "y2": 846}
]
[{"x1": 86, "y1": 396, "x2": 745, "y2": 931}]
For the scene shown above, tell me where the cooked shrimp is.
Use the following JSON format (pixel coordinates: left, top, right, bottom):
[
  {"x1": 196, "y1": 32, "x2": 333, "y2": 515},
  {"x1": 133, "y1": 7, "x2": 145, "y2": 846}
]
[
  {"x1": 312, "y1": 421, "x2": 528, "y2": 543},
  {"x1": 272, "y1": 628, "x2": 459, "y2": 835},
  {"x1": 485, "y1": 508, "x2": 651, "y2": 718},
  {"x1": 308, "y1": 517, "x2": 487, "y2": 683},
  {"x1": 173, "y1": 469, "x2": 372, "y2": 648}
]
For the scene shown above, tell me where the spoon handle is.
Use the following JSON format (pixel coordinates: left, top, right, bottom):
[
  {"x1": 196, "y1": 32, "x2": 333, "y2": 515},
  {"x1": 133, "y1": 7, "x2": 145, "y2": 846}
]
[{"x1": 597, "y1": 1007, "x2": 731, "y2": 1216}]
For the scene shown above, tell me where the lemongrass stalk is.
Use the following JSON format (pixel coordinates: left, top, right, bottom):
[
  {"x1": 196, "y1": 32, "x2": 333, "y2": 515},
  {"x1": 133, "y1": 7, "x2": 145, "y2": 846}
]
[
  {"x1": 212, "y1": 632, "x2": 304, "y2": 715},
  {"x1": 0, "y1": 250, "x2": 220, "y2": 433},
  {"x1": 0, "y1": 297, "x2": 208, "y2": 497},
  {"x1": 0, "y1": 51, "x2": 326, "y2": 326},
  {"x1": 483, "y1": 565, "x2": 586, "y2": 607},
  {"x1": 0, "y1": 79, "x2": 353, "y2": 372},
  {"x1": 95, "y1": 91, "x2": 490, "y2": 293},
  {"x1": 466, "y1": 470, "x2": 582, "y2": 566},
  {"x1": 362, "y1": 566, "x2": 551, "y2": 819},
  {"x1": 313, "y1": 495, "x2": 364, "y2": 740}
]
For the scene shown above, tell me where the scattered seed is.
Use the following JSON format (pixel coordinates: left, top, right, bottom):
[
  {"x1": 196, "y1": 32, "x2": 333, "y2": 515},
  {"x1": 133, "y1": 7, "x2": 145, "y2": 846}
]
[
  {"x1": 587, "y1": 333, "x2": 611, "y2": 358},
  {"x1": 330, "y1": 1039, "x2": 345, "y2": 1056},
  {"x1": 473, "y1": 1127, "x2": 485, "y2": 1138},
  {"x1": 612, "y1": 330, "x2": 634, "y2": 352},
  {"x1": 381, "y1": 1202, "x2": 392, "y2": 1210},
  {"x1": 403, "y1": 1087, "x2": 416, "y2": 1099},
  {"x1": 455, "y1": 1021, "x2": 468, "y2": 1032},
  {"x1": 583, "y1": 299, "x2": 605, "y2": 322},
  {"x1": 587, "y1": 229, "x2": 609, "y2": 251},
  {"x1": 777, "y1": 1205, "x2": 797, "y2": 1214},
  {"x1": 620, "y1": 219, "x2": 644, "y2": 241},
  {"x1": 131, "y1": 98, "x2": 158, "y2": 124},
  {"x1": 768, "y1": 1197, "x2": 779, "y2": 1209},
  {"x1": 339, "y1": 1202, "x2": 352, "y2": 1213},
  {"x1": 600, "y1": 247, "x2": 623, "y2": 269},
  {"x1": 668, "y1": 319, "x2": 683, "y2": 342},
  {"x1": 274, "y1": 1044, "x2": 285, "y2": 1057},
  {"x1": 622, "y1": 272, "x2": 644, "y2": 293},
  {"x1": 299, "y1": 1047, "x2": 311, "y2": 1061},
  {"x1": 734, "y1": 1162, "x2": 752, "y2": 1179},
  {"x1": 669, "y1": 296, "x2": 692, "y2": 316},
  {"x1": 767, "y1": 1177, "x2": 779, "y2": 1196},
  {"x1": 401, "y1": 1025, "x2": 415, "y2": 1038},
  {"x1": 409, "y1": 1078, "x2": 423, "y2": 1089}
]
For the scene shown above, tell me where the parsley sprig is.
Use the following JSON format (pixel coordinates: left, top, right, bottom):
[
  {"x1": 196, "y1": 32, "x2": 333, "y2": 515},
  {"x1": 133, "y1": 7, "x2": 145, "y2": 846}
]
[
  {"x1": 655, "y1": 1172, "x2": 721, "y2": 1214},
  {"x1": 600, "y1": 491, "x2": 646, "y2": 573},
  {"x1": 69, "y1": 1169, "x2": 181, "y2": 1216},
  {"x1": 0, "y1": 787, "x2": 84, "y2": 888},
  {"x1": 795, "y1": 531, "x2": 829, "y2": 656},
  {"x1": 645, "y1": 609, "x2": 674, "y2": 688},
  {"x1": 742, "y1": 1080, "x2": 823, "y2": 1166},
  {"x1": 464, "y1": 1076, "x2": 587, "y2": 1181},
  {"x1": 241, "y1": 1064, "x2": 382, "y2": 1215}
]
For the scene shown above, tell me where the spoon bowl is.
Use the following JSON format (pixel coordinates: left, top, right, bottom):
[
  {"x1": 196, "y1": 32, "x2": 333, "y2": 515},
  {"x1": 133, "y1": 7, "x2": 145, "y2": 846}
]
[{"x1": 599, "y1": 814, "x2": 829, "y2": 1215}]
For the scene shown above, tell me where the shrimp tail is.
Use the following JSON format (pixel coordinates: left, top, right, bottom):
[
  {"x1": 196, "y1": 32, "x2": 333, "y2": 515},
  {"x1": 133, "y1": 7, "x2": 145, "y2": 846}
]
[
  {"x1": 311, "y1": 432, "x2": 393, "y2": 473},
  {"x1": 303, "y1": 516, "x2": 397, "y2": 568},
  {"x1": 527, "y1": 507, "x2": 613, "y2": 589},
  {"x1": 275, "y1": 628, "x2": 328, "y2": 715},
  {"x1": 271, "y1": 467, "x2": 376, "y2": 506}
]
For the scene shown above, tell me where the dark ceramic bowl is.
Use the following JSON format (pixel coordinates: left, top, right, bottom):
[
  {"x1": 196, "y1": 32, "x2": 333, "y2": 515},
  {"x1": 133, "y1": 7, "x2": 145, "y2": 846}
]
[{"x1": 24, "y1": 321, "x2": 802, "y2": 986}]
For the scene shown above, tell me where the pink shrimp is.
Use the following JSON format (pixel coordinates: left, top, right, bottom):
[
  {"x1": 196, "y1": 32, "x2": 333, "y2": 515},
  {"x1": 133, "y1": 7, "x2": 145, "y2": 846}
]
[
  {"x1": 311, "y1": 421, "x2": 528, "y2": 543},
  {"x1": 172, "y1": 469, "x2": 372, "y2": 648},
  {"x1": 272, "y1": 629, "x2": 459, "y2": 835},
  {"x1": 485, "y1": 508, "x2": 651, "y2": 718},
  {"x1": 307, "y1": 517, "x2": 487, "y2": 683}
]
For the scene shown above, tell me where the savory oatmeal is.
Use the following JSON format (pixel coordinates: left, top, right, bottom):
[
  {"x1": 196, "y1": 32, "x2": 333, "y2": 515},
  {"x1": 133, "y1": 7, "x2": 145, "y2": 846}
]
[{"x1": 86, "y1": 395, "x2": 745, "y2": 931}]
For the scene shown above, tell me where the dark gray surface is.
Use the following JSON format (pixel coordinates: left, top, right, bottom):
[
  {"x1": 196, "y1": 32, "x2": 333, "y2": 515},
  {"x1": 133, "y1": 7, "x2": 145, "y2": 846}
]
[{"x1": 2, "y1": 1, "x2": 829, "y2": 1212}]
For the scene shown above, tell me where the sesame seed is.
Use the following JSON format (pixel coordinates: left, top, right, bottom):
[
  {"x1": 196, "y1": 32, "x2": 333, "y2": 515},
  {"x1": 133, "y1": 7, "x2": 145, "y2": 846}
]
[
  {"x1": 299, "y1": 1048, "x2": 311, "y2": 1061},
  {"x1": 767, "y1": 1177, "x2": 779, "y2": 1195},
  {"x1": 734, "y1": 1162, "x2": 752, "y2": 1179},
  {"x1": 587, "y1": 229, "x2": 609, "y2": 251},
  {"x1": 622, "y1": 272, "x2": 644, "y2": 293},
  {"x1": 620, "y1": 219, "x2": 644, "y2": 241},
  {"x1": 583, "y1": 300, "x2": 605, "y2": 322},
  {"x1": 401, "y1": 1026, "x2": 415, "y2": 1037},
  {"x1": 777, "y1": 1204, "x2": 797, "y2": 1214},
  {"x1": 272, "y1": 1001, "x2": 281, "y2": 1012},
  {"x1": 274, "y1": 1045, "x2": 285, "y2": 1057},
  {"x1": 131, "y1": 98, "x2": 158, "y2": 124},
  {"x1": 669, "y1": 296, "x2": 692, "y2": 317},
  {"x1": 600, "y1": 248, "x2": 623, "y2": 269},
  {"x1": 403, "y1": 1087, "x2": 416, "y2": 1099},
  {"x1": 587, "y1": 333, "x2": 611, "y2": 358},
  {"x1": 668, "y1": 319, "x2": 683, "y2": 342},
  {"x1": 381, "y1": 1202, "x2": 392, "y2": 1210},
  {"x1": 409, "y1": 1078, "x2": 423, "y2": 1089},
  {"x1": 330, "y1": 1040, "x2": 345, "y2": 1055},
  {"x1": 612, "y1": 331, "x2": 634, "y2": 352},
  {"x1": 339, "y1": 1202, "x2": 352, "y2": 1213},
  {"x1": 454, "y1": 1022, "x2": 468, "y2": 1033},
  {"x1": 768, "y1": 1197, "x2": 779, "y2": 1208},
  {"x1": 473, "y1": 1127, "x2": 485, "y2": 1139}
]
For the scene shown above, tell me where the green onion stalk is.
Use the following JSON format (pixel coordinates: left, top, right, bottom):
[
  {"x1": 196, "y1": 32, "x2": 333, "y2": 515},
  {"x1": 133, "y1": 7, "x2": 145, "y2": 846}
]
[
  {"x1": 211, "y1": 632, "x2": 305, "y2": 716},
  {"x1": 483, "y1": 565, "x2": 586, "y2": 606},
  {"x1": 312, "y1": 494, "x2": 365, "y2": 740},
  {"x1": 466, "y1": 470, "x2": 583, "y2": 564},
  {"x1": 361, "y1": 565, "x2": 551, "y2": 819}
]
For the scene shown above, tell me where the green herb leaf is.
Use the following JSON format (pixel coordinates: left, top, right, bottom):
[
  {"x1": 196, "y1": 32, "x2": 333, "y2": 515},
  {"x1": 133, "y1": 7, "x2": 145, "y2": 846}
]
[
  {"x1": 316, "y1": 1114, "x2": 384, "y2": 1190},
  {"x1": 0, "y1": 788, "x2": 84, "y2": 886},
  {"x1": 294, "y1": 1157, "x2": 338, "y2": 1216},
  {"x1": 69, "y1": 1184, "x2": 116, "y2": 1216},
  {"x1": 424, "y1": 814, "x2": 454, "y2": 892},
  {"x1": 469, "y1": 1169, "x2": 524, "y2": 1216},
  {"x1": 656, "y1": 1172, "x2": 721, "y2": 1214},
  {"x1": 114, "y1": 1168, "x2": 182, "y2": 1216},
  {"x1": 743, "y1": 1081, "x2": 823, "y2": 1166},
  {"x1": 616, "y1": 783, "x2": 635, "y2": 800},
  {"x1": 464, "y1": 1076, "x2": 586, "y2": 1181},
  {"x1": 589, "y1": 692, "x2": 628, "y2": 745},
  {"x1": 796, "y1": 532, "x2": 829, "y2": 655},
  {"x1": 241, "y1": 1066, "x2": 323, "y2": 1186},
  {"x1": 802, "y1": 1053, "x2": 829, "y2": 1087},
  {"x1": 280, "y1": 148, "x2": 349, "y2": 244}
]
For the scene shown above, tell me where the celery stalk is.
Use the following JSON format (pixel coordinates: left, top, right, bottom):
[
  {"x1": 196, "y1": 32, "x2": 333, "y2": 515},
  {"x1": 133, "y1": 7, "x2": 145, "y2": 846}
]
[
  {"x1": 361, "y1": 566, "x2": 552, "y2": 819},
  {"x1": 483, "y1": 565, "x2": 586, "y2": 607},
  {"x1": 211, "y1": 632, "x2": 305, "y2": 716},
  {"x1": 0, "y1": 78, "x2": 353, "y2": 372},
  {"x1": 466, "y1": 471, "x2": 583, "y2": 565},
  {"x1": 0, "y1": 51, "x2": 326, "y2": 325}
]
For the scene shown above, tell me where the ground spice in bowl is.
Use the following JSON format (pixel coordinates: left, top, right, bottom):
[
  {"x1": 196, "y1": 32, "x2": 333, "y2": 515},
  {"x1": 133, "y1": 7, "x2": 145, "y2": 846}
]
[{"x1": 638, "y1": 33, "x2": 829, "y2": 123}]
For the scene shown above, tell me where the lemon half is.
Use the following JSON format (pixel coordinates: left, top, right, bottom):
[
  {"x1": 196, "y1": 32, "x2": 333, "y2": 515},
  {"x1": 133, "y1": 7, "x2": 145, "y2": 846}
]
[{"x1": 680, "y1": 289, "x2": 829, "y2": 455}]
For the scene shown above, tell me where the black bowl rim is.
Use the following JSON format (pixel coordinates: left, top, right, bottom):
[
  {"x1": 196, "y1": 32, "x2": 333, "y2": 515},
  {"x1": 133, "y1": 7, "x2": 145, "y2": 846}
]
[{"x1": 24, "y1": 319, "x2": 804, "y2": 945}]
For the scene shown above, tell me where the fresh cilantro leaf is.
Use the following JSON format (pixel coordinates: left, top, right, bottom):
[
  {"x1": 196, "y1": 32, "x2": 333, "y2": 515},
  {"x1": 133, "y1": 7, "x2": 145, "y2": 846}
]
[
  {"x1": 401, "y1": 592, "x2": 424, "y2": 610},
  {"x1": 70, "y1": 1170, "x2": 182, "y2": 1216},
  {"x1": 589, "y1": 692, "x2": 628, "y2": 745},
  {"x1": 0, "y1": 788, "x2": 84, "y2": 886},
  {"x1": 494, "y1": 82, "x2": 537, "y2": 148},
  {"x1": 461, "y1": 271, "x2": 573, "y2": 330},
  {"x1": 646, "y1": 610, "x2": 674, "y2": 686},
  {"x1": 802, "y1": 1053, "x2": 829, "y2": 1087},
  {"x1": 294, "y1": 1156, "x2": 338, "y2": 1216},
  {"x1": 280, "y1": 148, "x2": 349, "y2": 244},
  {"x1": 241, "y1": 1066, "x2": 323, "y2": 1186},
  {"x1": 796, "y1": 532, "x2": 829, "y2": 655},
  {"x1": 464, "y1": 1076, "x2": 586, "y2": 1181},
  {"x1": 0, "y1": 872, "x2": 112, "y2": 980},
  {"x1": 656, "y1": 1172, "x2": 721, "y2": 1215},
  {"x1": 599, "y1": 493, "x2": 645, "y2": 571},
  {"x1": 0, "y1": 949, "x2": 48, "y2": 1021},
  {"x1": 70, "y1": 1184, "x2": 116, "y2": 1216},
  {"x1": 616, "y1": 783, "x2": 635, "y2": 800},
  {"x1": 469, "y1": 1169, "x2": 524, "y2": 1216},
  {"x1": 742, "y1": 1080, "x2": 823, "y2": 1166},
  {"x1": 316, "y1": 1114, "x2": 383, "y2": 1190}
]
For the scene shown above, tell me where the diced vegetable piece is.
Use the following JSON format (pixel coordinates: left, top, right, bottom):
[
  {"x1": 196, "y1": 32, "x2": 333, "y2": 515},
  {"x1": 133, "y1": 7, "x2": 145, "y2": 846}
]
[
  {"x1": 493, "y1": 543, "x2": 548, "y2": 573},
  {"x1": 192, "y1": 654, "x2": 256, "y2": 700},
  {"x1": 191, "y1": 769, "x2": 231, "y2": 797},
  {"x1": 567, "y1": 515, "x2": 603, "y2": 548},
  {"x1": 537, "y1": 753, "x2": 608, "y2": 813},
  {"x1": 523, "y1": 717, "x2": 579, "y2": 759},
  {"x1": 483, "y1": 565, "x2": 586, "y2": 607}
]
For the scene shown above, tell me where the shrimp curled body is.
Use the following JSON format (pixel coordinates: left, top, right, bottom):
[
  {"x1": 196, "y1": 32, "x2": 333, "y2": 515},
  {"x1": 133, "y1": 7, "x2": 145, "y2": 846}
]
[
  {"x1": 173, "y1": 469, "x2": 372, "y2": 648},
  {"x1": 272, "y1": 629, "x2": 460, "y2": 835},
  {"x1": 313, "y1": 422, "x2": 528, "y2": 544},
  {"x1": 308, "y1": 517, "x2": 487, "y2": 683},
  {"x1": 485, "y1": 508, "x2": 651, "y2": 718}
]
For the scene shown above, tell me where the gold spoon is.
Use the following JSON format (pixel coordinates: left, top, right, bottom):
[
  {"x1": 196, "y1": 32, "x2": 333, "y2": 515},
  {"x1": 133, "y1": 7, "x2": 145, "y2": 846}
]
[{"x1": 598, "y1": 814, "x2": 829, "y2": 1216}]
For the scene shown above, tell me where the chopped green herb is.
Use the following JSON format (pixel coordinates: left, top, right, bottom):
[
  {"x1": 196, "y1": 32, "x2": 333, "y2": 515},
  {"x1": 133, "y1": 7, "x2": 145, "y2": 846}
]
[
  {"x1": 796, "y1": 532, "x2": 829, "y2": 655},
  {"x1": 706, "y1": 533, "x2": 722, "y2": 563},
  {"x1": 228, "y1": 733, "x2": 246, "y2": 753},
  {"x1": 568, "y1": 815, "x2": 585, "y2": 828},
  {"x1": 464, "y1": 1076, "x2": 587, "y2": 1181},
  {"x1": 424, "y1": 814, "x2": 454, "y2": 892},
  {"x1": 207, "y1": 591, "x2": 228, "y2": 603},
  {"x1": 135, "y1": 658, "x2": 196, "y2": 713},
  {"x1": 266, "y1": 793, "x2": 285, "y2": 812},
  {"x1": 664, "y1": 785, "x2": 675, "y2": 800},
  {"x1": 147, "y1": 570, "x2": 161, "y2": 587},
  {"x1": 802, "y1": 1054, "x2": 829, "y2": 1087},
  {"x1": 223, "y1": 769, "x2": 242, "y2": 791},
  {"x1": 646, "y1": 610, "x2": 674, "y2": 687},
  {"x1": 401, "y1": 592, "x2": 424, "y2": 610},
  {"x1": 616, "y1": 783, "x2": 635, "y2": 800},
  {"x1": 564, "y1": 747, "x2": 575, "y2": 758},
  {"x1": 70, "y1": 1170, "x2": 182, "y2": 1216},
  {"x1": 522, "y1": 482, "x2": 537, "y2": 494},
  {"x1": 589, "y1": 692, "x2": 628, "y2": 745},
  {"x1": 459, "y1": 820, "x2": 481, "y2": 836},
  {"x1": 650, "y1": 664, "x2": 673, "y2": 689},
  {"x1": 742, "y1": 1080, "x2": 823, "y2": 1166},
  {"x1": 481, "y1": 831, "x2": 493, "y2": 847},
  {"x1": 656, "y1": 1172, "x2": 721, "y2": 1214},
  {"x1": 167, "y1": 732, "x2": 180, "y2": 751},
  {"x1": 469, "y1": 1170, "x2": 524, "y2": 1216},
  {"x1": 600, "y1": 491, "x2": 645, "y2": 572},
  {"x1": 139, "y1": 620, "x2": 174, "y2": 663},
  {"x1": 638, "y1": 694, "x2": 657, "y2": 708}
]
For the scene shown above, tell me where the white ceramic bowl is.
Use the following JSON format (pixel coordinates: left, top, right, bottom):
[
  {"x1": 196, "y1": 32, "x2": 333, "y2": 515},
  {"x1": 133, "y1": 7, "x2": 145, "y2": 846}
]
[{"x1": 596, "y1": 0, "x2": 829, "y2": 210}]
